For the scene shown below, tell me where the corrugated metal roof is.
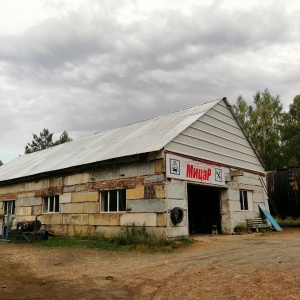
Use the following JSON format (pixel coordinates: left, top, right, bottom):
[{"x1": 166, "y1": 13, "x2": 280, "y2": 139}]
[{"x1": 0, "y1": 99, "x2": 222, "y2": 182}]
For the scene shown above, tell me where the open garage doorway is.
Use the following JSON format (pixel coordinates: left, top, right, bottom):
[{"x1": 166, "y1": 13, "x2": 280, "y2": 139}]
[{"x1": 188, "y1": 184, "x2": 222, "y2": 234}]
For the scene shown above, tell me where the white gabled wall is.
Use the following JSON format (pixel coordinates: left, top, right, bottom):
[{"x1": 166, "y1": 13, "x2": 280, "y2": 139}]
[{"x1": 165, "y1": 100, "x2": 265, "y2": 174}]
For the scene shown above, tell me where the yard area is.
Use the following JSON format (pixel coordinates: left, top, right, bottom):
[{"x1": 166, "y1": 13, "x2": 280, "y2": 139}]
[{"x1": 1, "y1": 229, "x2": 300, "y2": 300}]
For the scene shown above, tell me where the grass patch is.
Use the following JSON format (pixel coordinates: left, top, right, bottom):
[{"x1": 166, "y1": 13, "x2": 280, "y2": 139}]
[
  {"x1": 36, "y1": 223, "x2": 195, "y2": 253},
  {"x1": 275, "y1": 217, "x2": 300, "y2": 227},
  {"x1": 36, "y1": 236, "x2": 125, "y2": 251}
]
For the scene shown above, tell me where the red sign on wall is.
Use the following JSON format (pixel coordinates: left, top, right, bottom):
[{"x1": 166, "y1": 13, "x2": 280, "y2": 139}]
[{"x1": 166, "y1": 153, "x2": 225, "y2": 186}]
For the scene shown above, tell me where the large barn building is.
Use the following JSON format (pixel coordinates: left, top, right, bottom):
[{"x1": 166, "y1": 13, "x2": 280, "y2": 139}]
[{"x1": 0, "y1": 98, "x2": 268, "y2": 238}]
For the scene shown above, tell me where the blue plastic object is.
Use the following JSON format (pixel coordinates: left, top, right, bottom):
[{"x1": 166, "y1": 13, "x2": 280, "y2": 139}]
[{"x1": 259, "y1": 204, "x2": 282, "y2": 232}]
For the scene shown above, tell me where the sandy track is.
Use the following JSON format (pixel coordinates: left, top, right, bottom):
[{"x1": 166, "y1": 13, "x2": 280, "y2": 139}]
[{"x1": 1, "y1": 229, "x2": 300, "y2": 299}]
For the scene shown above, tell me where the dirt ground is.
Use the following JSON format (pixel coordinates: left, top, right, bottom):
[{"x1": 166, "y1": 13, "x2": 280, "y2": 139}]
[{"x1": 1, "y1": 229, "x2": 300, "y2": 300}]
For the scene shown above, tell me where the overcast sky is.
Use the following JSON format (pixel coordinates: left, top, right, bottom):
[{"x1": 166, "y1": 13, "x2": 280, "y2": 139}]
[{"x1": 1, "y1": 0, "x2": 299, "y2": 163}]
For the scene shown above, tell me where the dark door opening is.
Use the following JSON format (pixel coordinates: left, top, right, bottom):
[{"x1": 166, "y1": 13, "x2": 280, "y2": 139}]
[{"x1": 187, "y1": 184, "x2": 221, "y2": 234}]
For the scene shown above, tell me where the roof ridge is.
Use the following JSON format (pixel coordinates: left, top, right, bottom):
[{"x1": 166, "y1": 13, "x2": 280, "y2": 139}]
[{"x1": 90, "y1": 97, "x2": 223, "y2": 138}]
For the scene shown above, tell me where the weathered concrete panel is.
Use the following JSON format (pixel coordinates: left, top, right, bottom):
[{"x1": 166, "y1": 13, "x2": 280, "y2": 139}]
[
  {"x1": 0, "y1": 202, "x2": 3, "y2": 209},
  {"x1": 166, "y1": 180, "x2": 185, "y2": 199},
  {"x1": 18, "y1": 191, "x2": 35, "y2": 199},
  {"x1": 84, "y1": 202, "x2": 99, "y2": 213},
  {"x1": 167, "y1": 223, "x2": 189, "y2": 238},
  {"x1": 0, "y1": 184, "x2": 25, "y2": 195},
  {"x1": 157, "y1": 213, "x2": 167, "y2": 227},
  {"x1": 49, "y1": 177, "x2": 64, "y2": 188},
  {"x1": 32, "y1": 206, "x2": 42, "y2": 216},
  {"x1": 40, "y1": 214, "x2": 63, "y2": 225},
  {"x1": 89, "y1": 213, "x2": 120, "y2": 226},
  {"x1": 155, "y1": 185, "x2": 165, "y2": 199},
  {"x1": 46, "y1": 224, "x2": 67, "y2": 235},
  {"x1": 15, "y1": 206, "x2": 32, "y2": 216},
  {"x1": 228, "y1": 200, "x2": 242, "y2": 212},
  {"x1": 140, "y1": 227, "x2": 167, "y2": 238},
  {"x1": 253, "y1": 191, "x2": 265, "y2": 203},
  {"x1": 72, "y1": 192, "x2": 99, "y2": 203},
  {"x1": 94, "y1": 226, "x2": 122, "y2": 238},
  {"x1": 168, "y1": 199, "x2": 188, "y2": 210},
  {"x1": 63, "y1": 214, "x2": 89, "y2": 225},
  {"x1": 62, "y1": 203, "x2": 84, "y2": 214},
  {"x1": 120, "y1": 213, "x2": 157, "y2": 226},
  {"x1": 237, "y1": 176, "x2": 255, "y2": 186},
  {"x1": 144, "y1": 174, "x2": 164, "y2": 184},
  {"x1": 90, "y1": 168, "x2": 119, "y2": 182},
  {"x1": 226, "y1": 189, "x2": 239, "y2": 201},
  {"x1": 63, "y1": 185, "x2": 87, "y2": 193},
  {"x1": 29, "y1": 197, "x2": 41, "y2": 206},
  {"x1": 96, "y1": 225, "x2": 167, "y2": 238},
  {"x1": 25, "y1": 180, "x2": 49, "y2": 192},
  {"x1": 220, "y1": 189, "x2": 230, "y2": 213},
  {"x1": 16, "y1": 196, "x2": 40, "y2": 207},
  {"x1": 64, "y1": 173, "x2": 89, "y2": 186},
  {"x1": 221, "y1": 214, "x2": 234, "y2": 234},
  {"x1": 155, "y1": 160, "x2": 165, "y2": 173},
  {"x1": 65, "y1": 225, "x2": 95, "y2": 236},
  {"x1": 60, "y1": 193, "x2": 72, "y2": 204},
  {"x1": 120, "y1": 162, "x2": 155, "y2": 178},
  {"x1": 126, "y1": 186, "x2": 144, "y2": 200},
  {"x1": 127, "y1": 199, "x2": 165, "y2": 212}
]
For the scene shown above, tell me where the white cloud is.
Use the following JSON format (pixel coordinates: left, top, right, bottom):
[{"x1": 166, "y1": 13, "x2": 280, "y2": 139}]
[{"x1": 0, "y1": 0, "x2": 300, "y2": 163}]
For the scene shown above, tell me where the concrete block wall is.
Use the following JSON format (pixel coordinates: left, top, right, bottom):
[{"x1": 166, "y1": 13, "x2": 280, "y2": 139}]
[
  {"x1": 0, "y1": 156, "x2": 168, "y2": 238},
  {"x1": 221, "y1": 170, "x2": 268, "y2": 233},
  {"x1": 166, "y1": 179, "x2": 189, "y2": 238}
]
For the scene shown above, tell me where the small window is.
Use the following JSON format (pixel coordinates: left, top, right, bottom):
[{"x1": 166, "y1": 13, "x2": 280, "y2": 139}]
[
  {"x1": 4, "y1": 200, "x2": 15, "y2": 215},
  {"x1": 239, "y1": 190, "x2": 249, "y2": 210},
  {"x1": 43, "y1": 196, "x2": 60, "y2": 213},
  {"x1": 101, "y1": 189, "x2": 126, "y2": 212}
]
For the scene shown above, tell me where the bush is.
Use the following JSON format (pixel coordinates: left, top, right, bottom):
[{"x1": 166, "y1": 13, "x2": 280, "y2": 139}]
[
  {"x1": 114, "y1": 222, "x2": 166, "y2": 248},
  {"x1": 234, "y1": 223, "x2": 249, "y2": 233}
]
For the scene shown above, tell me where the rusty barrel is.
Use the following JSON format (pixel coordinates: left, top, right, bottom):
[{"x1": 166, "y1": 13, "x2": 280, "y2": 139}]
[{"x1": 266, "y1": 167, "x2": 300, "y2": 218}]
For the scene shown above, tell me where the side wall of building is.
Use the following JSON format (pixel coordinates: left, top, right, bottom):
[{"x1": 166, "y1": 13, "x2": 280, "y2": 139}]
[{"x1": 0, "y1": 155, "x2": 169, "y2": 238}]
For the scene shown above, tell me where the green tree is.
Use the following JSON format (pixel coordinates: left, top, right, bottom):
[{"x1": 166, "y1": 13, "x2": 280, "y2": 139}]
[
  {"x1": 233, "y1": 89, "x2": 284, "y2": 171},
  {"x1": 25, "y1": 129, "x2": 72, "y2": 154},
  {"x1": 0, "y1": 160, "x2": 3, "y2": 166},
  {"x1": 232, "y1": 95, "x2": 252, "y2": 134},
  {"x1": 54, "y1": 130, "x2": 73, "y2": 146},
  {"x1": 281, "y1": 95, "x2": 300, "y2": 166},
  {"x1": 250, "y1": 89, "x2": 283, "y2": 170}
]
